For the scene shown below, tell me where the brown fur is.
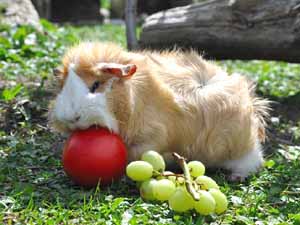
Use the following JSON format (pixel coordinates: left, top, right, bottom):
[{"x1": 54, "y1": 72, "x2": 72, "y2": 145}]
[{"x1": 52, "y1": 42, "x2": 269, "y2": 166}]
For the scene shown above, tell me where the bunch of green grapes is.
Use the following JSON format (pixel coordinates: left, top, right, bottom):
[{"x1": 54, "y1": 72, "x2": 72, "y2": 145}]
[{"x1": 126, "y1": 151, "x2": 228, "y2": 215}]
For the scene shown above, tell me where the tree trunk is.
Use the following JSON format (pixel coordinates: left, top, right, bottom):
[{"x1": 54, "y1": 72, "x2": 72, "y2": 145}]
[
  {"x1": 140, "y1": 0, "x2": 300, "y2": 63},
  {"x1": 125, "y1": 0, "x2": 138, "y2": 50}
]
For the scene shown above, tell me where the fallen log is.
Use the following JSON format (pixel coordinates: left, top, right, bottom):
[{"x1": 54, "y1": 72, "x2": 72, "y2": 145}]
[{"x1": 140, "y1": 0, "x2": 300, "y2": 63}]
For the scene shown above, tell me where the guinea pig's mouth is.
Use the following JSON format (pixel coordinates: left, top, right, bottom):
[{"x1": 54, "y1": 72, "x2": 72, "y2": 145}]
[
  {"x1": 88, "y1": 124, "x2": 104, "y2": 130},
  {"x1": 51, "y1": 114, "x2": 119, "y2": 134}
]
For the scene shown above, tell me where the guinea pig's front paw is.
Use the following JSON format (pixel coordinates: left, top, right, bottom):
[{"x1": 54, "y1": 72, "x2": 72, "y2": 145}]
[
  {"x1": 127, "y1": 144, "x2": 145, "y2": 162},
  {"x1": 127, "y1": 143, "x2": 160, "y2": 162}
]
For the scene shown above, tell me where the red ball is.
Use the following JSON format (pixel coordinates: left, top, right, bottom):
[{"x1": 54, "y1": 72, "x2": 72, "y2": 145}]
[{"x1": 62, "y1": 127, "x2": 127, "y2": 187}]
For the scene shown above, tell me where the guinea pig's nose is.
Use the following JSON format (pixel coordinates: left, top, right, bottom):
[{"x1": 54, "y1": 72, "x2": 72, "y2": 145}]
[{"x1": 75, "y1": 115, "x2": 81, "y2": 121}]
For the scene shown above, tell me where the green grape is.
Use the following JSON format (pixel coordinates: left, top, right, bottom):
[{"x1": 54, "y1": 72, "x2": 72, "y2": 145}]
[
  {"x1": 194, "y1": 190, "x2": 216, "y2": 215},
  {"x1": 195, "y1": 176, "x2": 219, "y2": 190},
  {"x1": 209, "y1": 189, "x2": 228, "y2": 214},
  {"x1": 140, "y1": 179, "x2": 157, "y2": 201},
  {"x1": 157, "y1": 171, "x2": 176, "y2": 183},
  {"x1": 168, "y1": 176, "x2": 177, "y2": 184},
  {"x1": 141, "y1": 150, "x2": 166, "y2": 172},
  {"x1": 168, "y1": 187, "x2": 194, "y2": 212},
  {"x1": 153, "y1": 179, "x2": 176, "y2": 201},
  {"x1": 187, "y1": 161, "x2": 205, "y2": 177},
  {"x1": 177, "y1": 177, "x2": 185, "y2": 185},
  {"x1": 126, "y1": 161, "x2": 153, "y2": 181}
]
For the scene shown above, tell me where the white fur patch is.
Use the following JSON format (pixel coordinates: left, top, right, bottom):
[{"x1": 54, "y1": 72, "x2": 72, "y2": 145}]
[
  {"x1": 222, "y1": 142, "x2": 264, "y2": 179},
  {"x1": 53, "y1": 66, "x2": 119, "y2": 133}
]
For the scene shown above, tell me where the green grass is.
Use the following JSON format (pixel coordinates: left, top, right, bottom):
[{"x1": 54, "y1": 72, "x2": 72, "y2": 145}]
[
  {"x1": 220, "y1": 60, "x2": 300, "y2": 99},
  {"x1": 0, "y1": 22, "x2": 300, "y2": 224},
  {"x1": 64, "y1": 24, "x2": 126, "y2": 47}
]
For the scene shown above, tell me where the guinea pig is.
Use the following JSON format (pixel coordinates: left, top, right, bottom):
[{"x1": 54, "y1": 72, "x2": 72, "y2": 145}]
[{"x1": 48, "y1": 42, "x2": 269, "y2": 181}]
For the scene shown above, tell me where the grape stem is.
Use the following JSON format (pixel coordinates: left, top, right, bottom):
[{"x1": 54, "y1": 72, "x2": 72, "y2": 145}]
[
  {"x1": 172, "y1": 152, "x2": 200, "y2": 201},
  {"x1": 161, "y1": 172, "x2": 184, "y2": 178},
  {"x1": 152, "y1": 170, "x2": 161, "y2": 177},
  {"x1": 153, "y1": 171, "x2": 185, "y2": 178}
]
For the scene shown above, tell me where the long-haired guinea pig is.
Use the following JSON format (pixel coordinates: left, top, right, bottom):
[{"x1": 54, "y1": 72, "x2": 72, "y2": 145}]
[{"x1": 49, "y1": 42, "x2": 270, "y2": 181}]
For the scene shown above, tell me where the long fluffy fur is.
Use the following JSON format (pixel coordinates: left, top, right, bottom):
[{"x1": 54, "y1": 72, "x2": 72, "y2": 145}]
[{"x1": 50, "y1": 42, "x2": 270, "y2": 178}]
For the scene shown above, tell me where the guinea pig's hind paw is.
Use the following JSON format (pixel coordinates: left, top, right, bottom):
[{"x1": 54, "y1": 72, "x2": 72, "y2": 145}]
[{"x1": 228, "y1": 173, "x2": 246, "y2": 182}]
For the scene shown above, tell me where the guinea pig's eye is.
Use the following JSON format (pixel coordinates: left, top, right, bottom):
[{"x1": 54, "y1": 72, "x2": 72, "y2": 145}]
[{"x1": 90, "y1": 81, "x2": 100, "y2": 93}]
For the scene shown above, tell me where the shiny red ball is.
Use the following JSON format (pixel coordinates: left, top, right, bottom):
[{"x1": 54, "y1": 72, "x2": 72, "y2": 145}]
[{"x1": 62, "y1": 127, "x2": 127, "y2": 187}]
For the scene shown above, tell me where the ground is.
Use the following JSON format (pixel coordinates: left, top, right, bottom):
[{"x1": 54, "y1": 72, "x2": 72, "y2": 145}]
[{"x1": 0, "y1": 21, "x2": 300, "y2": 225}]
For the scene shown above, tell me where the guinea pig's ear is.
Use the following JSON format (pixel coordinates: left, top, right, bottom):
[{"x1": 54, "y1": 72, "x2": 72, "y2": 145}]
[{"x1": 94, "y1": 63, "x2": 137, "y2": 78}]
